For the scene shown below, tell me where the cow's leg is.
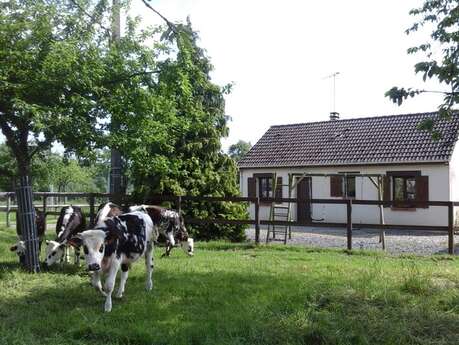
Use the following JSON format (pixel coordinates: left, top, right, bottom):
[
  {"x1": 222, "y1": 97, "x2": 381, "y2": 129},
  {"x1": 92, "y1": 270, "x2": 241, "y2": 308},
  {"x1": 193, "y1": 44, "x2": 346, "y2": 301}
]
[
  {"x1": 74, "y1": 246, "x2": 80, "y2": 265},
  {"x1": 145, "y1": 241, "x2": 154, "y2": 291},
  {"x1": 115, "y1": 263, "x2": 129, "y2": 298},
  {"x1": 91, "y1": 271, "x2": 106, "y2": 296},
  {"x1": 104, "y1": 258, "x2": 120, "y2": 312},
  {"x1": 162, "y1": 233, "x2": 175, "y2": 257}
]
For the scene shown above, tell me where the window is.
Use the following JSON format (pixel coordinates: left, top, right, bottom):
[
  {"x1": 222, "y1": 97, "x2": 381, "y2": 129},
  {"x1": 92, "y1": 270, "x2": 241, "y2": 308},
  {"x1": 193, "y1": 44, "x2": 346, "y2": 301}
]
[
  {"x1": 331, "y1": 173, "x2": 358, "y2": 198},
  {"x1": 393, "y1": 176, "x2": 416, "y2": 205},
  {"x1": 385, "y1": 171, "x2": 428, "y2": 208},
  {"x1": 344, "y1": 176, "x2": 356, "y2": 198},
  {"x1": 258, "y1": 176, "x2": 273, "y2": 198}
]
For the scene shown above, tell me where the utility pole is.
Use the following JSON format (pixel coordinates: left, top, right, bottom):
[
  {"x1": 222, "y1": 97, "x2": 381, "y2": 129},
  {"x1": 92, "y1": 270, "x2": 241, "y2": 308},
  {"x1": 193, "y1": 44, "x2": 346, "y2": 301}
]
[{"x1": 109, "y1": 0, "x2": 125, "y2": 203}]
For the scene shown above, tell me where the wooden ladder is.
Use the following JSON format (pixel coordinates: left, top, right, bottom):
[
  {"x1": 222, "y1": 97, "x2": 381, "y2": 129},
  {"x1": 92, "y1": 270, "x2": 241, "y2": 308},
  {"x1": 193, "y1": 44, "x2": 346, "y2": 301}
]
[
  {"x1": 266, "y1": 205, "x2": 290, "y2": 244},
  {"x1": 266, "y1": 173, "x2": 292, "y2": 244}
]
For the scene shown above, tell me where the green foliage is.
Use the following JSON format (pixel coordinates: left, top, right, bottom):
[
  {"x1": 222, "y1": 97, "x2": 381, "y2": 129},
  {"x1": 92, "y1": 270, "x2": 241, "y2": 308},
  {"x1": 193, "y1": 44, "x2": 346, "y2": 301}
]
[
  {"x1": 228, "y1": 140, "x2": 252, "y2": 162},
  {"x1": 0, "y1": 143, "x2": 107, "y2": 192},
  {"x1": 0, "y1": 1, "x2": 247, "y2": 241},
  {"x1": 385, "y1": 0, "x2": 459, "y2": 138},
  {"x1": 1, "y1": 228, "x2": 459, "y2": 345},
  {"x1": 114, "y1": 18, "x2": 247, "y2": 241}
]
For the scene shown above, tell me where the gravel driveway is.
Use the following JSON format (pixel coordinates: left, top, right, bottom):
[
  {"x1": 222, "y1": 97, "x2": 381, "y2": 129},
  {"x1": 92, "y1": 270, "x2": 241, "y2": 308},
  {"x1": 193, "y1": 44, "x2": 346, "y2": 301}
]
[{"x1": 246, "y1": 226, "x2": 458, "y2": 256}]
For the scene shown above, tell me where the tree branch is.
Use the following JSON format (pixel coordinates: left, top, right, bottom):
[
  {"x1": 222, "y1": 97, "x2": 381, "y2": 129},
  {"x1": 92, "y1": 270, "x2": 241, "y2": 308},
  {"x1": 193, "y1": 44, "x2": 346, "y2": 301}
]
[
  {"x1": 140, "y1": 0, "x2": 177, "y2": 33},
  {"x1": 69, "y1": 0, "x2": 111, "y2": 37},
  {"x1": 103, "y1": 70, "x2": 161, "y2": 85},
  {"x1": 29, "y1": 137, "x2": 54, "y2": 159},
  {"x1": 0, "y1": 116, "x2": 20, "y2": 154}
]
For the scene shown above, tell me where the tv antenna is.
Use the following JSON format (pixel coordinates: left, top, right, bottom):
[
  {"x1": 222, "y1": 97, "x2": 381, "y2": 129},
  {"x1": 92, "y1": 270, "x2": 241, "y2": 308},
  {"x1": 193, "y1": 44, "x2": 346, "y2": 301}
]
[{"x1": 322, "y1": 72, "x2": 340, "y2": 113}]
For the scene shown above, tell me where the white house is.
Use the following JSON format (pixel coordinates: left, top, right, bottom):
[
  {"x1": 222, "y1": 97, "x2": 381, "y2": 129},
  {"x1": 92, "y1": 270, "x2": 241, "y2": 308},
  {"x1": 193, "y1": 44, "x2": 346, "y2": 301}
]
[{"x1": 238, "y1": 112, "x2": 459, "y2": 227}]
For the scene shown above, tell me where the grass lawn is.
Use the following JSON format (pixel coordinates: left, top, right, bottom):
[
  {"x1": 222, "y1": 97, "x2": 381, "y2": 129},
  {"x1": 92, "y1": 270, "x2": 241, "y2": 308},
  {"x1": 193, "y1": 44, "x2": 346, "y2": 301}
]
[{"x1": 0, "y1": 226, "x2": 458, "y2": 345}]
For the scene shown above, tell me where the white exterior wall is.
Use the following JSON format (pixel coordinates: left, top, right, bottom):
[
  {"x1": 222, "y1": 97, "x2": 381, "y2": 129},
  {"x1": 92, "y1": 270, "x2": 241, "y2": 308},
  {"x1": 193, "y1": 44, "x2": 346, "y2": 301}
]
[
  {"x1": 240, "y1": 164, "x2": 450, "y2": 227},
  {"x1": 449, "y1": 146, "x2": 459, "y2": 225}
]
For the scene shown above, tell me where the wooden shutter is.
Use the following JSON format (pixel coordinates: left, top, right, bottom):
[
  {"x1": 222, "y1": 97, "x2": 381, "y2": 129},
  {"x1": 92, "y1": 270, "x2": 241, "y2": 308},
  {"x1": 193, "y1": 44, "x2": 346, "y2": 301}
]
[
  {"x1": 415, "y1": 176, "x2": 429, "y2": 208},
  {"x1": 275, "y1": 176, "x2": 283, "y2": 199},
  {"x1": 247, "y1": 177, "x2": 256, "y2": 198},
  {"x1": 330, "y1": 176, "x2": 343, "y2": 197},
  {"x1": 383, "y1": 176, "x2": 391, "y2": 208}
]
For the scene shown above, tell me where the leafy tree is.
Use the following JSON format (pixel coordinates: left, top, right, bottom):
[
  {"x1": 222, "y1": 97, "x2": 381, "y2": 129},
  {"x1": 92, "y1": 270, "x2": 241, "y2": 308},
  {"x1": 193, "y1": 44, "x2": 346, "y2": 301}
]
[
  {"x1": 115, "y1": 16, "x2": 248, "y2": 241},
  {"x1": 0, "y1": 144, "x2": 17, "y2": 191},
  {"x1": 385, "y1": 0, "x2": 459, "y2": 138},
  {"x1": 228, "y1": 140, "x2": 252, "y2": 162},
  {"x1": 0, "y1": 0, "x2": 164, "y2": 270}
]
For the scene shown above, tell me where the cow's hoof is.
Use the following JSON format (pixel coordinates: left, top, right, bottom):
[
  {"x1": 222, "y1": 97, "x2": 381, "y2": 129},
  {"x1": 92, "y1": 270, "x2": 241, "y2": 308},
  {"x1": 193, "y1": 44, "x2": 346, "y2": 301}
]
[
  {"x1": 104, "y1": 302, "x2": 112, "y2": 312},
  {"x1": 115, "y1": 292, "x2": 123, "y2": 299},
  {"x1": 146, "y1": 281, "x2": 153, "y2": 291}
]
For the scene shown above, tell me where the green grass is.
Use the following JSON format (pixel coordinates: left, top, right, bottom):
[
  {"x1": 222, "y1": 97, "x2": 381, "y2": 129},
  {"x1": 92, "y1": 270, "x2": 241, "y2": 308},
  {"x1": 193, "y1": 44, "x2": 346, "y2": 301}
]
[{"x1": 0, "y1": 227, "x2": 458, "y2": 345}]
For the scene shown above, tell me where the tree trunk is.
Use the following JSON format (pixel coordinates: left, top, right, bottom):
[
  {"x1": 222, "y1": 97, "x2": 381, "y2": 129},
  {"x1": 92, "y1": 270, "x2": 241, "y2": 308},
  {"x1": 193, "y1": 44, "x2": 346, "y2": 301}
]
[{"x1": 16, "y1": 171, "x2": 40, "y2": 272}]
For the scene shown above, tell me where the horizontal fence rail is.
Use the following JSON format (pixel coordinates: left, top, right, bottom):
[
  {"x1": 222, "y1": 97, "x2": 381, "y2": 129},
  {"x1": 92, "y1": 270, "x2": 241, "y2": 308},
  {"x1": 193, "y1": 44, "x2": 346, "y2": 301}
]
[{"x1": 0, "y1": 192, "x2": 456, "y2": 254}]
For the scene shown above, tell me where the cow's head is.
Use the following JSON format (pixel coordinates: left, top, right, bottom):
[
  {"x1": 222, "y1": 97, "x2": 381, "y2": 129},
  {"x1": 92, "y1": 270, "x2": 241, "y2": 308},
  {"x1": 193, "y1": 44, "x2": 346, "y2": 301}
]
[
  {"x1": 44, "y1": 240, "x2": 66, "y2": 266},
  {"x1": 176, "y1": 215, "x2": 193, "y2": 256},
  {"x1": 10, "y1": 241, "x2": 26, "y2": 256},
  {"x1": 69, "y1": 221, "x2": 123, "y2": 272},
  {"x1": 181, "y1": 237, "x2": 194, "y2": 256}
]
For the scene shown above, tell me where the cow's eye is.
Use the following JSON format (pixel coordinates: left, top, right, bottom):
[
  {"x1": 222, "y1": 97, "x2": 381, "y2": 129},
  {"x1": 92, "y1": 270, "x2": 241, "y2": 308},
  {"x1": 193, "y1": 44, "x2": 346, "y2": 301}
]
[
  {"x1": 99, "y1": 245, "x2": 104, "y2": 253},
  {"x1": 83, "y1": 246, "x2": 89, "y2": 255}
]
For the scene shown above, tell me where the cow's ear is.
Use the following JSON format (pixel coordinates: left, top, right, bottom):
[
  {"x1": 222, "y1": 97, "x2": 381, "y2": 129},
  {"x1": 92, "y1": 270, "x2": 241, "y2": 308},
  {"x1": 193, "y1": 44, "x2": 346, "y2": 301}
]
[
  {"x1": 68, "y1": 236, "x2": 83, "y2": 248},
  {"x1": 9, "y1": 245, "x2": 17, "y2": 252}
]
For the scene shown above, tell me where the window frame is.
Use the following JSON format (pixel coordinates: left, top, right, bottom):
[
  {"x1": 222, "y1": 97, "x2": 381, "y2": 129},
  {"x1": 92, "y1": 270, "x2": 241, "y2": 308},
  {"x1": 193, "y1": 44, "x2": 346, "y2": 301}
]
[
  {"x1": 338, "y1": 172, "x2": 359, "y2": 199},
  {"x1": 386, "y1": 171, "x2": 421, "y2": 208},
  {"x1": 258, "y1": 176, "x2": 273, "y2": 198},
  {"x1": 253, "y1": 173, "x2": 274, "y2": 200}
]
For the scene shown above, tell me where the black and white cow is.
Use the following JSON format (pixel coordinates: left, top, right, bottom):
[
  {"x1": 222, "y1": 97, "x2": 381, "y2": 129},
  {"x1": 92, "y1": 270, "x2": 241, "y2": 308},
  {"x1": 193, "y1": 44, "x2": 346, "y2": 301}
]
[
  {"x1": 10, "y1": 208, "x2": 46, "y2": 262},
  {"x1": 130, "y1": 205, "x2": 194, "y2": 257},
  {"x1": 69, "y1": 211, "x2": 157, "y2": 312},
  {"x1": 44, "y1": 206, "x2": 86, "y2": 267},
  {"x1": 94, "y1": 202, "x2": 123, "y2": 227}
]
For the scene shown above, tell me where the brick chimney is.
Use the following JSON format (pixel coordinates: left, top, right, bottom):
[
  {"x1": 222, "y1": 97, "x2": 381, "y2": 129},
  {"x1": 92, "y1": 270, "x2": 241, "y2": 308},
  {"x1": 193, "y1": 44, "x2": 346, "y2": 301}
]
[{"x1": 329, "y1": 112, "x2": 339, "y2": 121}]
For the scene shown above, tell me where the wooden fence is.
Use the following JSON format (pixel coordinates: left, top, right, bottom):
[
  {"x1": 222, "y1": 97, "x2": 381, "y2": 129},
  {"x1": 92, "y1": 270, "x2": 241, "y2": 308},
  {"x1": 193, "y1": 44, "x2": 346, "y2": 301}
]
[{"x1": 0, "y1": 192, "x2": 456, "y2": 254}]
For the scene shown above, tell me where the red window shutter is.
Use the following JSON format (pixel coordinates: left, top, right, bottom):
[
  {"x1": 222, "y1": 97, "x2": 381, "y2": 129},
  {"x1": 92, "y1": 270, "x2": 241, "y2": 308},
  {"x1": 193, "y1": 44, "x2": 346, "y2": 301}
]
[
  {"x1": 247, "y1": 177, "x2": 256, "y2": 198},
  {"x1": 415, "y1": 176, "x2": 429, "y2": 208},
  {"x1": 330, "y1": 176, "x2": 343, "y2": 197},
  {"x1": 383, "y1": 176, "x2": 391, "y2": 207},
  {"x1": 275, "y1": 176, "x2": 283, "y2": 199}
]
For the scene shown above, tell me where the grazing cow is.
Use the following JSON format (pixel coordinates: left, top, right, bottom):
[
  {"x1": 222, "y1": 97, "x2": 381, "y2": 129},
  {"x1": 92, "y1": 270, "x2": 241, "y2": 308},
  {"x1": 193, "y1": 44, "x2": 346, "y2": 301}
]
[
  {"x1": 10, "y1": 208, "x2": 46, "y2": 262},
  {"x1": 94, "y1": 202, "x2": 123, "y2": 227},
  {"x1": 44, "y1": 206, "x2": 86, "y2": 267},
  {"x1": 129, "y1": 205, "x2": 194, "y2": 257},
  {"x1": 69, "y1": 211, "x2": 157, "y2": 312}
]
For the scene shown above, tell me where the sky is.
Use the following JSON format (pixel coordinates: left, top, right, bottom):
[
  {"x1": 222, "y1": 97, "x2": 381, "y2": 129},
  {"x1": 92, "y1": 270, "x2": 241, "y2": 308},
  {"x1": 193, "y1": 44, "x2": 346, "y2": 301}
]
[{"x1": 129, "y1": 0, "x2": 445, "y2": 150}]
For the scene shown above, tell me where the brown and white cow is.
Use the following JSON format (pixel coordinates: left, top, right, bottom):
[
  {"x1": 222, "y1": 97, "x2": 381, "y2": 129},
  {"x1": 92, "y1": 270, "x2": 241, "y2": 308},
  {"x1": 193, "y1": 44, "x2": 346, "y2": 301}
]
[
  {"x1": 129, "y1": 205, "x2": 194, "y2": 257},
  {"x1": 69, "y1": 211, "x2": 157, "y2": 312},
  {"x1": 10, "y1": 208, "x2": 46, "y2": 263},
  {"x1": 94, "y1": 202, "x2": 123, "y2": 227}
]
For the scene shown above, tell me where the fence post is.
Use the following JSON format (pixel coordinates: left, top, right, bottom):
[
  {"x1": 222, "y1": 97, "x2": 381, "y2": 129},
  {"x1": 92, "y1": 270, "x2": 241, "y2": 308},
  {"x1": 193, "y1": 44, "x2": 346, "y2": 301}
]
[
  {"x1": 42, "y1": 195, "x2": 47, "y2": 231},
  {"x1": 177, "y1": 195, "x2": 182, "y2": 214},
  {"x1": 89, "y1": 193, "x2": 95, "y2": 227},
  {"x1": 346, "y1": 199, "x2": 352, "y2": 251},
  {"x1": 448, "y1": 202, "x2": 454, "y2": 255},
  {"x1": 6, "y1": 193, "x2": 11, "y2": 228},
  {"x1": 255, "y1": 197, "x2": 260, "y2": 244}
]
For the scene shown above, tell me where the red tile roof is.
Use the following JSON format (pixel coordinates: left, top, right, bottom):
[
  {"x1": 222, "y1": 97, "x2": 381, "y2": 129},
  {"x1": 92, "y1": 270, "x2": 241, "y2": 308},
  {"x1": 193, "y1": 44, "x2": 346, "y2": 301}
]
[{"x1": 238, "y1": 112, "x2": 459, "y2": 168}]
